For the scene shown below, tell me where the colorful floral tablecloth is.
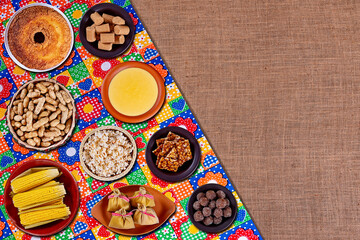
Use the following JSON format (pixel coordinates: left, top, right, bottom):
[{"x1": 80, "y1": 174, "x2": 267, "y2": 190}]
[{"x1": 0, "y1": 0, "x2": 263, "y2": 239}]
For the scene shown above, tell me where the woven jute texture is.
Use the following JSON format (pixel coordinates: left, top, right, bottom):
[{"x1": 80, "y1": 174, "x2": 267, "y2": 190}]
[{"x1": 132, "y1": 0, "x2": 360, "y2": 239}]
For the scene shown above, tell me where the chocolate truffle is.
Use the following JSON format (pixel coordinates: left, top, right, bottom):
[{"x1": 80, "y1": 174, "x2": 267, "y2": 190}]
[
  {"x1": 208, "y1": 200, "x2": 216, "y2": 209},
  {"x1": 202, "y1": 207, "x2": 212, "y2": 217},
  {"x1": 216, "y1": 190, "x2": 226, "y2": 199},
  {"x1": 193, "y1": 201, "x2": 201, "y2": 210},
  {"x1": 216, "y1": 198, "x2": 227, "y2": 209},
  {"x1": 199, "y1": 197, "x2": 209, "y2": 207},
  {"x1": 214, "y1": 216, "x2": 223, "y2": 225},
  {"x1": 203, "y1": 216, "x2": 213, "y2": 226},
  {"x1": 206, "y1": 190, "x2": 216, "y2": 200},
  {"x1": 194, "y1": 210, "x2": 204, "y2": 222},
  {"x1": 196, "y1": 192, "x2": 205, "y2": 201},
  {"x1": 213, "y1": 208, "x2": 223, "y2": 218},
  {"x1": 223, "y1": 206, "x2": 232, "y2": 218},
  {"x1": 225, "y1": 198, "x2": 230, "y2": 207}
]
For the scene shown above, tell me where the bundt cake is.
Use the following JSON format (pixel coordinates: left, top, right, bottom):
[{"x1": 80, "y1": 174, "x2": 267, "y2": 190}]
[{"x1": 7, "y1": 5, "x2": 72, "y2": 70}]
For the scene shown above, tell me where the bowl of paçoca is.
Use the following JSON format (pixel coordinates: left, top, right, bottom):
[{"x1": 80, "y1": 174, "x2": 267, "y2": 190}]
[
  {"x1": 79, "y1": 3, "x2": 135, "y2": 58},
  {"x1": 79, "y1": 126, "x2": 137, "y2": 181}
]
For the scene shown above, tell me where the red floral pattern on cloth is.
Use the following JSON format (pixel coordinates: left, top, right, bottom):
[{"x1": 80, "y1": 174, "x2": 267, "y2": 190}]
[
  {"x1": 0, "y1": 221, "x2": 4, "y2": 237},
  {"x1": 12, "y1": 139, "x2": 29, "y2": 154},
  {"x1": 169, "y1": 117, "x2": 197, "y2": 135},
  {"x1": 151, "y1": 172, "x2": 169, "y2": 188},
  {"x1": 148, "y1": 63, "x2": 167, "y2": 79},
  {"x1": 57, "y1": 51, "x2": 75, "y2": 70},
  {"x1": 76, "y1": 96, "x2": 103, "y2": 122},
  {"x1": 0, "y1": 78, "x2": 12, "y2": 101},
  {"x1": 19, "y1": 0, "x2": 46, "y2": 8},
  {"x1": 228, "y1": 228, "x2": 259, "y2": 240},
  {"x1": 92, "y1": 59, "x2": 121, "y2": 79}
]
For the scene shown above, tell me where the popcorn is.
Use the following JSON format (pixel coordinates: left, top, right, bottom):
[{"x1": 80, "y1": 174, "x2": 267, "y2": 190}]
[{"x1": 82, "y1": 130, "x2": 134, "y2": 177}]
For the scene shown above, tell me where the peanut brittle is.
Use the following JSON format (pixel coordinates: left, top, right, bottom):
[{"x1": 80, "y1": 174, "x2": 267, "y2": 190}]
[
  {"x1": 153, "y1": 132, "x2": 193, "y2": 172},
  {"x1": 177, "y1": 139, "x2": 192, "y2": 164}
]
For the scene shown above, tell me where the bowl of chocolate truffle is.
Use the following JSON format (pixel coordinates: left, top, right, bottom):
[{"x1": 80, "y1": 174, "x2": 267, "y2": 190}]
[{"x1": 187, "y1": 183, "x2": 237, "y2": 233}]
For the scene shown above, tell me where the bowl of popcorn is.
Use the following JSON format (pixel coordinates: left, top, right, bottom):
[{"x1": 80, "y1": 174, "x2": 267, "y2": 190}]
[
  {"x1": 79, "y1": 3, "x2": 135, "y2": 59},
  {"x1": 79, "y1": 126, "x2": 137, "y2": 181},
  {"x1": 6, "y1": 78, "x2": 76, "y2": 152}
]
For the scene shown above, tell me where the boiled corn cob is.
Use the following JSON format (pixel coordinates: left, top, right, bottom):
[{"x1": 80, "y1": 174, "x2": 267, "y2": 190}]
[
  {"x1": 13, "y1": 185, "x2": 66, "y2": 210},
  {"x1": 19, "y1": 198, "x2": 64, "y2": 214},
  {"x1": 19, "y1": 205, "x2": 70, "y2": 229},
  {"x1": 11, "y1": 167, "x2": 60, "y2": 193}
]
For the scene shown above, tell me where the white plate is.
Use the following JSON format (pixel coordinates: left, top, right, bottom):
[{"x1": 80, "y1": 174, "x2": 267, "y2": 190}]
[{"x1": 4, "y1": 3, "x2": 74, "y2": 73}]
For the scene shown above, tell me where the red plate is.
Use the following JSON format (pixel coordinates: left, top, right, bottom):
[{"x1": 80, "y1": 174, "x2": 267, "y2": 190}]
[
  {"x1": 101, "y1": 61, "x2": 166, "y2": 123},
  {"x1": 4, "y1": 159, "x2": 80, "y2": 237}
]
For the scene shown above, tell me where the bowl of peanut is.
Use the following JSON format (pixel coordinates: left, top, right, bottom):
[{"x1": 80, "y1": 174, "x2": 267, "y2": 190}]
[{"x1": 6, "y1": 78, "x2": 76, "y2": 152}]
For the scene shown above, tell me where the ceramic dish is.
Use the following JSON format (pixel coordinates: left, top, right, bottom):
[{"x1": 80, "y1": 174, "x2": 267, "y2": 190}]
[
  {"x1": 6, "y1": 78, "x2": 76, "y2": 152},
  {"x1": 101, "y1": 61, "x2": 166, "y2": 123},
  {"x1": 4, "y1": 3, "x2": 74, "y2": 72},
  {"x1": 79, "y1": 126, "x2": 137, "y2": 181},
  {"x1": 79, "y1": 3, "x2": 135, "y2": 58},
  {"x1": 4, "y1": 159, "x2": 79, "y2": 237},
  {"x1": 92, "y1": 185, "x2": 175, "y2": 236},
  {"x1": 145, "y1": 126, "x2": 201, "y2": 182},
  {"x1": 187, "y1": 184, "x2": 237, "y2": 233}
]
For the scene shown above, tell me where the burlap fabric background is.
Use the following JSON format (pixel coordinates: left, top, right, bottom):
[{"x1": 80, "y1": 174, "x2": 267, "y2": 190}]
[{"x1": 132, "y1": 0, "x2": 360, "y2": 239}]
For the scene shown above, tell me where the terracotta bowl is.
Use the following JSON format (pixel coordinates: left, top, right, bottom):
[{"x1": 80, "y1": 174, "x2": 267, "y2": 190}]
[
  {"x1": 91, "y1": 185, "x2": 176, "y2": 236},
  {"x1": 79, "y1": 3, "x2": 135, "y2": 59},
  {"x1": 4, "y1": 159, "x2": 80, "y2": 237},
  {"x1": 79, "y1": 126, "x2": 137, "y2": 181},
  {"x1": 101, "y1": 61, "x2": 166, "y2": 123},
  {"x1": 187, "y1": 183, "x2": 237, "y2": 233},
  {"x1": 6, "y1": 78, "x2": 76, "y2": 152},
  {"x1": 145, "y1": 126, "x2": 201, "y2": 182}
]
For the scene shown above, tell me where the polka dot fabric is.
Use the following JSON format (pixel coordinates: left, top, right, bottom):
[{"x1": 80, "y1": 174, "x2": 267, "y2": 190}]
[{"x1": 0, "y1": 0, "x2": 262, "y2": 239}]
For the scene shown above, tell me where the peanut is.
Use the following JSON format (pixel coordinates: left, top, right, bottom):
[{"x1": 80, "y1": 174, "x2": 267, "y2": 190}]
[
  {"x1": 61, "y1": 90, "x2": 71, "y2": 104},
  {"x1": 33, "y1": 117, "x2": 49, "y2": 130},
  {"x1": 26, "y1": 139, "x2": 36, "y2": 146},
  {"x1": 38, "y1": 125, "x2": 45, "y2": 138},
  {"x1": 14, "y1": 115, "x2": 22, "y2": 121},
  {"x1": 36, "y1": 83, "x2": 47, "y2": 94},
  {"x1": 56, "y1": 92, "x2": 66, "y2": 105},
  {"x1": 44, "y1": 103, "x2": 56, "y2": 112},
  {"x1": 34, "y1": 97, "x2": 46, "y2": 115}
]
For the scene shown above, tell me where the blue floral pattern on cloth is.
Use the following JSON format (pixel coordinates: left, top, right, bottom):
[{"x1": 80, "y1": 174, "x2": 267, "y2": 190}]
[{"x1": 58, "y1": 140, "x2": 81, "y2": 166}]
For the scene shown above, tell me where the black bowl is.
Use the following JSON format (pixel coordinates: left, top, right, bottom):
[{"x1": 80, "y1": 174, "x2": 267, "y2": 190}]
[
  {"x1": 79, "y1": 3, "x2": 135, "y2": 59},
  {"x1": 145, "y1": 126, "x2": 201, "y2": 182},
  {"x1": 187, "y1": 184, "x2": 237, "y2": 233}
]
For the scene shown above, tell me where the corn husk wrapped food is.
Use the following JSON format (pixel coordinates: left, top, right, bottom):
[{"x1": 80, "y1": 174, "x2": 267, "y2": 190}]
[
  {"x1": 130, "y1": 187, "x2": 155, "y2": 207},
  {"x1": 108, "y1": 208, "x2": 135, "y2": 229},
  {"x1": 133, "y1": 203, "x2": 159, "y2": 225},
  {"x1": 107, "y1": 188, "x2": 130, "y2": 211}
]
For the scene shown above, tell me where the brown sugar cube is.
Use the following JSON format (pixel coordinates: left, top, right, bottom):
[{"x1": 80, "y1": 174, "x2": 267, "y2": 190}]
[
  {"x1": 98, "y1": 42, "x2": 112, "y2": 51},
  {"x1": 95, "y1": 23, "x2": 110, "y2": 33},
  {"x1": 114, "y1": 25, "x2": 130, "y2": 35},
  {"x1": 102, "y1": 13, "x2": 115, "y2": 23},
  {"x1": 100, "y1": 33, "x2": 115, "y2": 43},
  {"x1": 114, "y1": 35, "x2": 125, "y2": 44},
  {"x1": 86, "y1": 26, "x2": 96, "y2": 42},
  {"x1": 112, "y1": 16, "x2": 125, "y2": 25},
  {"x1": 90, "y1": 12, "x2": 104, "y2": 26}
]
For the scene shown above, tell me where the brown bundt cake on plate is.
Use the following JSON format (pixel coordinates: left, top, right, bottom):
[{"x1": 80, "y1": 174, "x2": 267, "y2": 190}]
[{"x1": 5, "y1": 4, "x2": 73, "y2": 72}]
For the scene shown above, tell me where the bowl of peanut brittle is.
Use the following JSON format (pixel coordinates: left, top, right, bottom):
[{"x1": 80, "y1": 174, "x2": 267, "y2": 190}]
[
  {"x1": 6, "y1": 78, "x2": 76, "y2": 152},
  {"x1": 145, "y1": 126, "x2": 201, "y2": 182}
]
